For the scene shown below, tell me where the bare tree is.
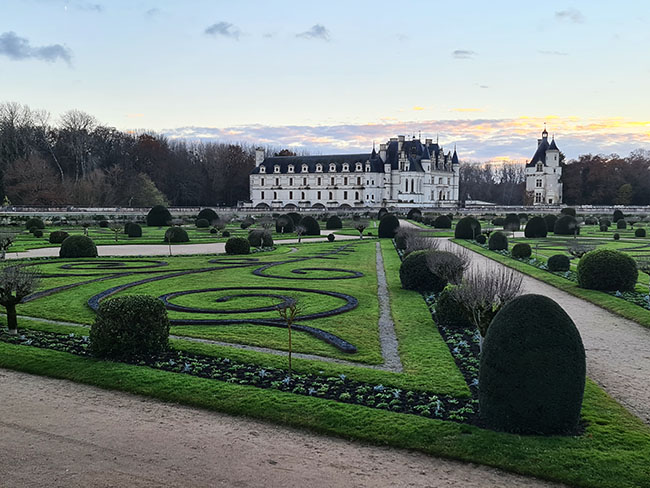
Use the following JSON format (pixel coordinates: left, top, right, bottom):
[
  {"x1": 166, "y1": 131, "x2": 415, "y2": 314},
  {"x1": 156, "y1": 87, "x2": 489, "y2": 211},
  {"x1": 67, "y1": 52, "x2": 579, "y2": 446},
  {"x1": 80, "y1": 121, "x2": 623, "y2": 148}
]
[
  {"x1": 426, "y1": 247, "x2": 470, "y2": 285},
  {"x1": 108, "y1": 222, "x2": 122, "y2": 242},
  {"x1": 295, "y1": 225, "x2": 306, "y2": 243},
  {"x1": 354, "y1": 220, "x2": 368, "y2": 239},
  {"x1": 0, "y1": 233, "x2": 16, "y2": 260},
  {"x1": 568, "y1": 244, "x2": 594, "y2": 259},
  {"x1": 277, "y1": 298, "x2": 301, "y2": 375},
  {"x1": 451, "y1": 265, "x2": 523, "y2": 346},
  {"x1": 0, "y1": 265, "x2": 40, "y2": 335}
]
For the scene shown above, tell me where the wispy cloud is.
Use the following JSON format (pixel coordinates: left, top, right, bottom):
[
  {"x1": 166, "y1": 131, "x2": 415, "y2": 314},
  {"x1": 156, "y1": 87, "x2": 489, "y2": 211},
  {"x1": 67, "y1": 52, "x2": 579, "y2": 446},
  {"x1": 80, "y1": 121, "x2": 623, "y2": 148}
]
[
  {"x1": 396, "y1": 34, "x2": 409, "y2": 42},
  {"x1": 145, "y1": 7, "x2": 161, "y2": 18},
  {"x1": 296, "y1": 24, "x2": 330, "y2": 41},
  {"x1": 452, "y1": 49, "x2": 476, "y2": 59},
  {"x1": 204, "y1": 22, "x2": 241, "y2": 40},
  {"x1": 163, "y1": 117, "x2": 650, "y2": 162},
  {"x1": 0, "y1": 31, "x2": 72, "y2": 64},
  {"x1": 452, "y1": 108, "x2": 485, "y2": 113},
  {"x1": 539, "y1": 50, "x2": 568, "y2": 56},
  {"x1": 555, "y1": 8, "x2": 585, "y2": 23}
]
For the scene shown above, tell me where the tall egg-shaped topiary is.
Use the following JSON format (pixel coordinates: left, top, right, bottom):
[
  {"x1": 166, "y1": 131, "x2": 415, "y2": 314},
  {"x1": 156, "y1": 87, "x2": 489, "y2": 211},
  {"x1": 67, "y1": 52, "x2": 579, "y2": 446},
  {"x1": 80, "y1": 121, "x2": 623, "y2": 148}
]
[
  {"x1": 378, "y1": 214, "x2": 400, "y2": 238},
  {"x1": 479, "y1": 294, "x2": 586, "y2": 434},
  {"x1": 454, "y1": 216, "x2": 481, "y2": 239},
  {"x1": 543, "y1": 214, "x2": 558, "y2": 234},
  {"x1": 146, "y1": 205, "x2": 172, "y2": 226},
  {"x1": 576, "y1": 249, "x2": 638, "y2": 291},
  {"x1": 524, "y1": 216, "x2": 548, "y2": 238},
  {"x1": 299, "y1": 216, "x2": 320, "y2": 235}
]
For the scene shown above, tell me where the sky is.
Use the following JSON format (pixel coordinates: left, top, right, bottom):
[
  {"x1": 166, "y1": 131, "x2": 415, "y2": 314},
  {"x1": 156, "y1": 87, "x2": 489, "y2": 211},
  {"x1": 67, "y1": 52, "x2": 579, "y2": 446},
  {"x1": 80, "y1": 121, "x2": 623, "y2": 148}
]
[{"x1": 1, "y1": 0, "x2": 650, "y2": 162}]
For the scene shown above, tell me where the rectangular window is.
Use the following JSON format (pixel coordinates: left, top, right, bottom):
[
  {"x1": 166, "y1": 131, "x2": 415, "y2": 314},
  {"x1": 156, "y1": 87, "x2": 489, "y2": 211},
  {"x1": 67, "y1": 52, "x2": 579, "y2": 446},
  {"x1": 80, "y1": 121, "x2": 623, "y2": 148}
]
[
  {"x1": 344, "y1": 177, "x2": 348, "y2": 185},
  {"x1": 289, "y1": 191, "x2": 293, "y2": 199},
  {"x1": 536, "y1": 179, "x2": 542, "y2": 188},
  {"x1": 261, "y1": 178, "x2": 264, "y2": 186},
  {"x1": 317, "y1": 191, "x2": 321, "y2": 199},
  {"x1": 303, "y1": 177, "x2": 307, "y2": 185},
  {"x1": 317, "y1": 177, "x2": 322, "y2": 186},
  {"x1": 357, "y1": 177, "x2": 361, "y2": 185},
  {"x1": 275, "y1": 178, "x2": 279, "y2": 186},
  {"x1": 261, "y1": 191, "x2": 264, "y2": 199},
  {"x1": 301, "y1": 191, "x2": 305, "y2": 199},
  {"x1": 329, "y1": 191, "x2": 333, "y2": 200},
  {"x1": 289, "y1": 177, "x2": 293, "y2": 186},
  {"x1": 343, "y1": 191, "x2": 348, "y2": 199},
  {"x1": 331, "y1": 177, "x2": 335, "y2": 185}
]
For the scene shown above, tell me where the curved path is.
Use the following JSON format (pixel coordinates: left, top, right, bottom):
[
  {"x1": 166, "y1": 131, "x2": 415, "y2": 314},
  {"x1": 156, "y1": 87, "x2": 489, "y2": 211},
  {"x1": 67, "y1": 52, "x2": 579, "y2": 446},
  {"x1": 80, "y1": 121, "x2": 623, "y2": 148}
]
[
  {"x1": 0, "y1": 369, "x2": 566, "y2": 488},
  {"x1": 445, "y1": 240, "x2": 650, "y2": 424},
  {"x1": 6, "y1": 234, "x2": 361, "y2": 259}
]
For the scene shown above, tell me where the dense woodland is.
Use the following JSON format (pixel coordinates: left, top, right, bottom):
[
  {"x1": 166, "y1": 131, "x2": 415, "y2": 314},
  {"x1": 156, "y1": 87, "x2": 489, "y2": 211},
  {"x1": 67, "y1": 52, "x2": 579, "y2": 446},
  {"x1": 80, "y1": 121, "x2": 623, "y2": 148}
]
[{"x1": 1, "y1": 102, "x2": 649, "y2": 207}]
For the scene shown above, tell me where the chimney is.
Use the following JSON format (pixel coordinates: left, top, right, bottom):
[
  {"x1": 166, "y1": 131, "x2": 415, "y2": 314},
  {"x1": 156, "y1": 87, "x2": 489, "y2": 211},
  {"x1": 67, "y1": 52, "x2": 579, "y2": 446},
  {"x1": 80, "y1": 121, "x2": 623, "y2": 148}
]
[
  {"x1": 425, "y1": 138, "x2": 432, "y2": 145},
  {"x1": 398, "y1": 135, "x2": 405, "y2": 152},
  {"x1": 255, "y1": 147, "x2": 265, "y2": 166},
  {"x1": 379, "y1": 143, "x2": 387, "y2": 162}
]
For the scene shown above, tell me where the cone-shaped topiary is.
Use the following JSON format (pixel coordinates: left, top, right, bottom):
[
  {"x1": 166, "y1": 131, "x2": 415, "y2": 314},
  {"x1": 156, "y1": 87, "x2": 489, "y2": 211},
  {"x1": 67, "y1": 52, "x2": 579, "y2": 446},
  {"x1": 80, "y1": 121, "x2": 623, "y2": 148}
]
[
  {"x1": 547, "y1": 254, "x2": 570, "y2": 272},
  {"x1": 197, "y1": 208, "x2": 218, "y2": 223},
  {"x1": 225, "y1": 236, "x2": 250, "y2": 255},
  {"x1": 511, "y1": 243, "x2": 532, "y2": 259},
  {"x1": 326, "y1": 215, "x2": 343, "y2": 230},
  {"x1": 399, "y1": 250, "x2": 447, "y2": 293},
  {"x1": 524, "y1": 216, "x2": 548, "y2": 238},
  {"x1": 577, "y1": 249, "x2": 638, "y2": 291},
  {"x1": 299, "y1": 216, "x2": 320, "y2": 235},
  {"x1": 49, "y1": 230, "x2": 69, "y2": 244},
  {"x1": 454, "y1": 216, "x2": 481, "y2": 239},
  {"x1": 275, "y1": 214, "x2": 295, "y2": 233},
  {"x1": 378, "y1": 214, "x2": 400, "y2": 238},
  {"x1": 488, "y1": 231, "x2": 508, "y2": 251},
  {"x1": 90, "y1": 295, "x2": 170, "y2": 360},
  {"x1": 59, "y1": 235, "x2": 97, "y2": 258},
  {"x1": 433, "y1": 215, "x2": 452, "y2": 228},
  {"x1": 554, "y1": 215, "x2": 580, "y2": 235},
  {"x1": 147, "y1": 205, "x2": 172, "y2": 226},
  {"x1": 164, "y1": 227, "x2": 189, "y2": 243},
  {"x1": 479, "y1": 294, "x2": 586, "y2": 435}
]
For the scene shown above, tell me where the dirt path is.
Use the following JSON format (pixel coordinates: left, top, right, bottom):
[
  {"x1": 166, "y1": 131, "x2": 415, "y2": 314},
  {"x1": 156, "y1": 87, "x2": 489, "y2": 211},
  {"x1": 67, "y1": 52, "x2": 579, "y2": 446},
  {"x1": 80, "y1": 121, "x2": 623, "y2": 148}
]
[
  {"x1": 446, "y1": 240, "x2": 650, "y2": 424},
  {"x1": 0, "y1": 369, "x2": 566, "y2": 488}
]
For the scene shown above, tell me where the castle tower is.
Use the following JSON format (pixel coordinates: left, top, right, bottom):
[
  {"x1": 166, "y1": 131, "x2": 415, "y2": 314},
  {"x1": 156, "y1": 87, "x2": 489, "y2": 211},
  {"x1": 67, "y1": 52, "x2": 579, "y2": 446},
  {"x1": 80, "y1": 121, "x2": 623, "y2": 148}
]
[{"x1": 525, "y1": 128, "x2": 563, "y2": 205}]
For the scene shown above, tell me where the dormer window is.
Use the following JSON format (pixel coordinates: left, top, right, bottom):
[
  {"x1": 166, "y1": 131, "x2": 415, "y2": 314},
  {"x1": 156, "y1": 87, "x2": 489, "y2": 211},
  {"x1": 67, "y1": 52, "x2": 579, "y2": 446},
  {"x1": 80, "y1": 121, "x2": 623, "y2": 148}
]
[
  {"x1": 342, "y1": 163, "x2": 349, "y2": 172},
  {"x1": 329, "y1": 163, "x2": 336, "y2": 172},
  {"x1": 274, "y1": 165, "x2": 280, "y2": 173},
  {"x1": 259, "y1": 166, "x2": 266, "y2": 173},
  {"x1": 356, "y1": 163, "x2": 363, "y2": 172},
  {"x1": 365, "y1": 164, "x2": 370, "y2": 172},
  {"x1": 316, "y1": 164, "x2": 323, "y2": 172},
  {"x1": 288, "y1": 165, "x2": 294, "y2": 173},
  {"x1": 302, "y1": 164, "x2": 308, "y2": 173},
  {"x1": 536, "y1": 162, "x2": 543, "y2": 172}
]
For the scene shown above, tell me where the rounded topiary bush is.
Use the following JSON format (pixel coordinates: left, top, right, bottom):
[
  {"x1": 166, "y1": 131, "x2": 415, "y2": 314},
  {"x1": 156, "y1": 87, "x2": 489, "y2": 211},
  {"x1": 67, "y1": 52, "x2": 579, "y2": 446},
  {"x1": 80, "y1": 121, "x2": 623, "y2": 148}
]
[
  {"x1": 543, "y1": 214, "x2": 558, "y2": 233},
  {"x1": 59, "y1": 235, "x2": 98, "y2": 258},
  {"x1": 547, "y1": 254, "x2": 570, "y2": 272},
  {"x1": 225, "y1": 236, "x2": 250, "y2": 255},
  {"x1": 210, "y1": 227, "x2": 218, "y2": 234},
  {"x1": 492, "y1": 217, "x2": 505, "y2": 226},
  {"x1": 407, "y1": 208, "x2": 422, "y2": 221},
  {"x1": 90, "y1": 295, "x2": 170, "y2": 360},
  {"x1": 577, "y1": 249, "x2": 638, "y2": 291},
  {"x1": 49, "y1": 230, "x2": 70, "y2": 244},
  {"x1": 613, "y1": 209, "x2": 624, "y2": 222},
  {"x1": 222, "y1": 230, "x2": 231, "y2": 238},
  {"x1": 378, "y1": 214, "x2": 400, "y2": 238},
  {"x1": 614, "y1": 233, "x2": 620, "y2": 240},
  {"x1": 454, "y1": 216, "x2": 481, "y2": 239},
  {"x1": 554, "y1": 215, "x2": 580, "y2": 235},
  {"x1": 617, "y1": 219, "x2": 627, "y2": 230},
  {"x1": 479, "y1": 294, "x2": 586, "y2": 435},
  {"x1": 276, "y1": 214, "x2": 295, "y2": 234},
  {"x1": 195, "y1": 218, "x2": 210, "y2": 228},
  {"x1": 488, "y1": 231, "x2": 508, "y2": 251},
  {"x1": 287, "y1": 212, "x2": 301, "y2": 226},
  {"x1": 584, "y1": 216, "x2": 598, "y2": 225},
  {"x1": 197, "y1": 208, "x2": 218, "y2": 223},
  {"x1": 561, "y1": 207, "x2": 576, "y2": 217},
  {"x1": 511, "y1": 243, "x2": 532, "y2": 259},
  {"x1": 33, "y1": 229, "x2": 43, "y2": 238},
  {"x1": 146, "y1": 205, "x2": 172, "y2": 226},
  {"x1": 503, "y1": 213, "x2": 520, "y2": 231},
  {"x1": 326, "y1": 215, "x2": 343, "y2": 230},
  {"x1": 475, "y1": 234, "x2": 487, "y2": 245},
  {"x1": 399, "y1": 250, "x2": 447, "y2": 293},
  {"x1": 327, "y1": 233, "x2": 335, "y2": 242},
  {"x1": 433, "y1": 215, "x2": 452, "y2": 229},
  {"x1": 299, "y1": 216, "x2": 320, "y2": 236},
  {"x1": 164, "y1": 227, "x2": 189, "y2": 243},
  {"x1": 25, "y1": 217, "x2": 45, "y2": 230},
  {"x1": 248, "y1": 229, "x2": 273, "y2": 247},
  {"x1": 99, "y1": 220, "x2": 109, "y2": 228},
  {"x1": 126, "y1": 223, "x2": 142, "y2": 238},
  {"x1": 600, "y1": 218, "x2": 611, "y2": 227},
  {"x1": 377, "y1": 207, "x2": 388, "y2": 220},
  {"x1": 435, "y1": 287, "x2": 473, "y2": 329},
  {"x1": 599, "y1": 224, "x2": 608, "y2": 232},
  {"x1": 524, "y1": 216, "x2": 548, "y2": 238},
  {"x1": 635, "y1": 228, "x2": 646, "y2": 237}
]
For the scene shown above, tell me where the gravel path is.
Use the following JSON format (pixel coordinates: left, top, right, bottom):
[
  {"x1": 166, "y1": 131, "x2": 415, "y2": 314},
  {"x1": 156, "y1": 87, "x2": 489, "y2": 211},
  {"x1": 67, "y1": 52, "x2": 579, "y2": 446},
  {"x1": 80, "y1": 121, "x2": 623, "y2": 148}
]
[
  {"x1": 0, "y1": 369, "x2": 566, "y2": 488},
  {"x1": 447, "y1": 240, "x2": 650, "y2": 424},
  {"x1": 375, "y1": 242, "x2": 403, "y2": 371}
]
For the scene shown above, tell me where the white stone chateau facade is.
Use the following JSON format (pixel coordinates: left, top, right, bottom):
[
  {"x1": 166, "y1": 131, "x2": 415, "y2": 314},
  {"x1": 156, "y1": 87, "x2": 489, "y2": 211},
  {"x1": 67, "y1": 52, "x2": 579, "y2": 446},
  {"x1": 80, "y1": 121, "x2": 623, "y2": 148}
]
[
  {"x1": 525, "y1": 128, "x2": 563, "y2": 205},
  {"x1": 249, "y1": 135, "x2": 460, "y2": 209}
]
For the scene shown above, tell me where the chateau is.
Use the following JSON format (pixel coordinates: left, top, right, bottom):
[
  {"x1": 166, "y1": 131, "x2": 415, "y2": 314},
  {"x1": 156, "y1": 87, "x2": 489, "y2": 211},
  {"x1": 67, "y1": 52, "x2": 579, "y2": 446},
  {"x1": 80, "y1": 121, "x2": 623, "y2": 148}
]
[
  {"x1": 525, "y1": 128, "x2": 563, "y2": 205},
  {"x1": 249, "y1": 135, "x2": 460, "y2": 209}
]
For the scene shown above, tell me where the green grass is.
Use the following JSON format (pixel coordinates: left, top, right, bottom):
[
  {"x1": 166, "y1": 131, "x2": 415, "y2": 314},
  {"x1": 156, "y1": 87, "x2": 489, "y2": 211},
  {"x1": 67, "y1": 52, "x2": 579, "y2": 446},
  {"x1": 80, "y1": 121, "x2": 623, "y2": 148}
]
[{"x1": 1, "y1": 341, "x2": 649, "y2": 488}]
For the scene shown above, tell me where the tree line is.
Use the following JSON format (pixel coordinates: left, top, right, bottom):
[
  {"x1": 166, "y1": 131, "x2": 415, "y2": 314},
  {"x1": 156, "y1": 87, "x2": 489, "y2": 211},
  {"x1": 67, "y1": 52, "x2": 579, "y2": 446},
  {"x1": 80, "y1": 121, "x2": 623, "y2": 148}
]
[{"x1": 2, "y1": 102, "x2": 649, "y2": 207}]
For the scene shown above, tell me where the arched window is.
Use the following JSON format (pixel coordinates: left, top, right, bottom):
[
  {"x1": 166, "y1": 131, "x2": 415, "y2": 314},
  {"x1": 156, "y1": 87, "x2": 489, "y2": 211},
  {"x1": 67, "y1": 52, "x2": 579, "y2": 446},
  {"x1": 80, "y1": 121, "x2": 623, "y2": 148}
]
[
  {"x1": 342, "y1": 163, "x2": 349, "y2": 172},
  {"x1": 356, "y1": 163, "x2": 363, "y2": 172},
  {"x1": 301, "y1": 191, "x2": 305, "y2": 199},
  {"x1": 536, "y1": 162, "x2": 543, "y2": 172},
  {"x1": 316, "y1": 164, "x2": 323, "y2": 172},
  {"x1": 274, "y1": 165, "x2": 280, "y2": 173},
  {"x1": 355, "y1": 191, "x2": 359, "y2": 200},
  {"x1": 410, "y1": 180, "x2": 414, "y2": 193},
  {"x1": 329, "y1": 191, "x2": 333, "y2": 200},
  {"x1": 365, "y1": 163, "x2": 370, "y2": 172},
  {"x1": 288, "y1": 165, "x2": 294, "y2": 173},
  {"x1": 274, "y1": 191, "x2": 277, "y2": 199},
  {"x1": 329, "y1": 163, "x2": 336, "y2": 172},
  {"x1": 302, "y1": 164, "x2": 308, "y2": 173},
  {"x1": 259, "y1": 166, "x2": 266, "y2": 173}
]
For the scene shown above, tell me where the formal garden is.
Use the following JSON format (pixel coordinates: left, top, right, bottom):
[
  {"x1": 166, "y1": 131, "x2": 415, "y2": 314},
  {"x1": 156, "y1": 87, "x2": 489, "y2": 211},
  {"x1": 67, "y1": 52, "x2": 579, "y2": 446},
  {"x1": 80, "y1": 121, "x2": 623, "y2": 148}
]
[{"x1": 1, "y1": 206, "x2": 650, "y2": 487}]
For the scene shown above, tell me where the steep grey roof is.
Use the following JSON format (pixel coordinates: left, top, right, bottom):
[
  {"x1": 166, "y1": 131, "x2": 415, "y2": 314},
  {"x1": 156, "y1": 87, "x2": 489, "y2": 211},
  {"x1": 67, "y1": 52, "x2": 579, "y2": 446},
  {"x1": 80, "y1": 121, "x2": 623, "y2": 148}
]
[
  {"x1": 549, "y1": 138, "x2": 559, "y2": 151},
  {"x1": 452, "y1": 149, "x2": 459, "y2": 165},
  {"x1": 527, "y1": 137, "x2": 550, "y2": 167},
  {"x1": 251, "y1": 153, "x2": 381, "y2": 174}
]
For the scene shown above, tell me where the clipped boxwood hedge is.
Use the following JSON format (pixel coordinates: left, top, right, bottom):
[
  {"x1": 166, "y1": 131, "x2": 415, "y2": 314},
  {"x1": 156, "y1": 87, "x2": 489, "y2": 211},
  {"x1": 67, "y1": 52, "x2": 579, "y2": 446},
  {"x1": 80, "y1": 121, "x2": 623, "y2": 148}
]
[
  {"x1": 49, "y1": 230, "x2": 70, "y2": 244},
  {"x1": 164, "y1": 227, "x2": 189, "y2": 243},
  {"x1": 197, "y1": 208, "x2": 218, "y2": 223},
  {"x1": 126, "y1": 223, "x2": 142, "y2": 238},
  {"x1": 276, "y1": 214, "x2": 295, "y2": 234},
  {"x1": 433, "y1": 215, "x2": 452, "y2": 229},
  {"x1": 480, "y1": 294, "x2": 586, "y2": 435},
  {"x1": 25, "y1": 217, "x2": 45, "y2": 230},
  {"x1": 407, "y1": 208, "x2": 422, "y2": 221},
  {"x1": 90, "y1": 295, "x2": 170, "y2": 360},
  {"x1": 59, "y1": 235, "x2": 98, "y2": 258},
  {"x1": 475, "y1": 234, "x2": 487, "y2": 245},
  {"x1": 554, "y1": 215, "x2": 580, "y2": 235},
  {"x1": 248, "y1": 229, "x2": 273, "y2": 247},
  {"x1": 576, "y1": 249, "x2": 638, "y2": 291},
  {"x1": 635, "y1": 228, "x2": 647, "y2": 237},
  {"x1": 543, "y1": 214, "x2": 558, "y2": 233},
  {"x1": 225, "y1": 237, "x2": 250, "y2": 255},
  {"x1": 547, "y1": 254, "x2": 570, "y2": 272},
  {"x1": 399, "y1": 250, "x2": 447, "y2": 293},
  {"x1": 503, "y1": 213, "x2": 520, "y2": 231},
  {"x1": 378, "y1": 214, "x2": 400, "y2": 238},
  {"x1": 326, "y1": 215, "x2": 343, "y2": 230},
  {"x1": 617, "y1": 219, "x2": 627, "y2": 230},
  {"x1": 147, "y1": 205, "x2": 172, "y2": 226},
  {"x1": 196, "y1": 218, "x2": 210, "y2": 228},
  {"x1": 511, "y1": 243, "x2": 532, "y2": 259},
  {"x1": 299, "y1": 216, "x2": 320, "y2": 236},
  {"x1": 454, "y1": 216, "x2": 481, "y2": 239},
  {"x1": 488, "y1": 231, "x2": 508, "y2": 251},
  {"x1": 524, "y1": 216, "x2": 548, "y2": 238}
]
